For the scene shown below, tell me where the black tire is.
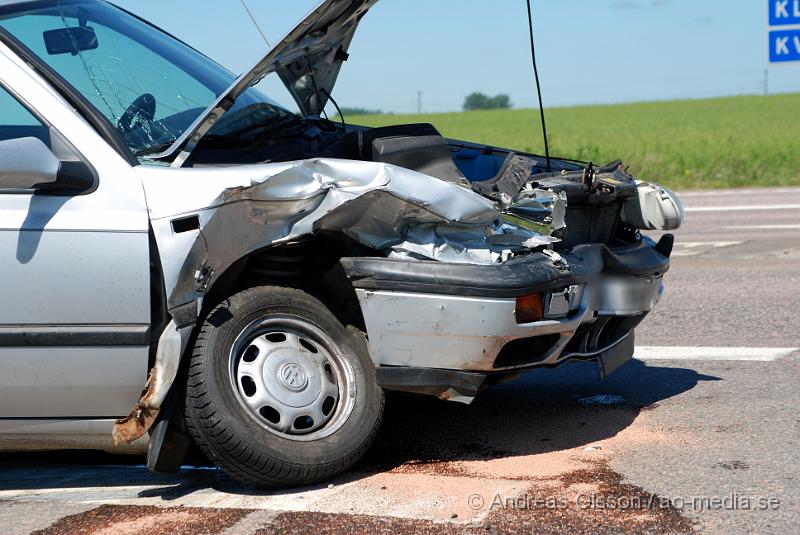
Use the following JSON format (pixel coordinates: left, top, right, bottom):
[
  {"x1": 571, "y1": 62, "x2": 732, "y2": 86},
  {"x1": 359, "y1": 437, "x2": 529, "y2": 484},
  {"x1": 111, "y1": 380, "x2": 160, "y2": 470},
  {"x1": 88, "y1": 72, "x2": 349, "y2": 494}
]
[{"x1": 184, "y1": 286, "x2": 384, "y2": 488}]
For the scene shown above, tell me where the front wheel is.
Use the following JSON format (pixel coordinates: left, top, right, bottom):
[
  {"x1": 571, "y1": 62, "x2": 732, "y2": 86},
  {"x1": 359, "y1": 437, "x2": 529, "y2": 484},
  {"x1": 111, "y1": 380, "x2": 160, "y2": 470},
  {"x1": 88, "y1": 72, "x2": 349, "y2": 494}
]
[{"x1": 184, "y1": 286, "x2": 384, "y2": 488}]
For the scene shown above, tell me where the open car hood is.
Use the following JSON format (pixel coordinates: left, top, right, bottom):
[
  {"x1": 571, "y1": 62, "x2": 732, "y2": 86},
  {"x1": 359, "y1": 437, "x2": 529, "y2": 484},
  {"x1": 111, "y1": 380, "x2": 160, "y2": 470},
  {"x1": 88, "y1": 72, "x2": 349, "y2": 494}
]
[{"x1": 160, "y1": 0, "x2": 378, "y2": 166}]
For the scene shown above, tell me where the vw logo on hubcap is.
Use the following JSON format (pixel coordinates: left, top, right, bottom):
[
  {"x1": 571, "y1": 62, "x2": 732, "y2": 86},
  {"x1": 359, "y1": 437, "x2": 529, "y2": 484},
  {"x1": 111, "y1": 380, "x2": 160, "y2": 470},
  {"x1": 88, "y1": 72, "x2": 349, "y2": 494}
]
[{"x1": 279, "y1": 362, "x2": 308, "y2": 391}]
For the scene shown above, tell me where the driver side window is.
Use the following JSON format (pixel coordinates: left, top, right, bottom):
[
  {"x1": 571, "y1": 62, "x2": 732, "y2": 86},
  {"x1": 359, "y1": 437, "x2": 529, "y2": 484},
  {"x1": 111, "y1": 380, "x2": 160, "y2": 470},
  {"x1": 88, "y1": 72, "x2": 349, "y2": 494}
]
[{"x1": 0, "y1": 85, "x2": 49, "y2": 146}]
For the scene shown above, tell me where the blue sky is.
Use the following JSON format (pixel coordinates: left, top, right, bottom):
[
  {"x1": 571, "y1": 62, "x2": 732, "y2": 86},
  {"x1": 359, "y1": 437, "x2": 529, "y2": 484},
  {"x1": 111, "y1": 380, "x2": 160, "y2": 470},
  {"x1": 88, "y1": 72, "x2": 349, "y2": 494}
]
[{"x1": 114, "y1": 1, "x2": 800, "y2": 114}]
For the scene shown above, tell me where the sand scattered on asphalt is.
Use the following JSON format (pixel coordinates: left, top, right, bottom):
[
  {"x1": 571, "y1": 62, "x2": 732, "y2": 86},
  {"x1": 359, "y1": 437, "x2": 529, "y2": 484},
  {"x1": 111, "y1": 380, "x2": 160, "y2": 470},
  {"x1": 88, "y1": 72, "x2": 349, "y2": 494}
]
[
  {"x1": 453, "y1": 449, "x2": 588, "y2": 480},
  {"x1": 257, "y1": 459, "x2": 696, "y2": 535},
  {"x1": 32, "y1": 505, "x2": 251, "y2": 535}
]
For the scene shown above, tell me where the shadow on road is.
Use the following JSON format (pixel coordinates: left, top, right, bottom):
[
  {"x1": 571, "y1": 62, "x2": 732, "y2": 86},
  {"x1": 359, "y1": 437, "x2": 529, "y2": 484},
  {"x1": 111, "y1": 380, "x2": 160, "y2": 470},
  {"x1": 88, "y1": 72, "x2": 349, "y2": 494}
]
[
  {"x1": 356, "y1": 359, "x2": 720, "y2": 472},
  {"x1": 0, "y1": 359, "x2": 718, "y2": 497}
]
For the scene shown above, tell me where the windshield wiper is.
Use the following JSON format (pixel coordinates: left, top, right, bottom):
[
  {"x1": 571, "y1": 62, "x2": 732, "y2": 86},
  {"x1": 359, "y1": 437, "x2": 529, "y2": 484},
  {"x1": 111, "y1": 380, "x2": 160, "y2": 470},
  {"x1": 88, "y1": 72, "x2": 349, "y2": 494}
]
[{"x1": 135, "y1": 140, "x2": 177, "y2": 157}]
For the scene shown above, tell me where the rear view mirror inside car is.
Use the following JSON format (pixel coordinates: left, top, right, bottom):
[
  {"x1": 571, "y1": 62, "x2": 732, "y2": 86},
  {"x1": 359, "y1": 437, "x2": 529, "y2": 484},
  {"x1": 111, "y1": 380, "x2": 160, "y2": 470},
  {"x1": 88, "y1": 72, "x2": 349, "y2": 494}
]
[{"x1": 43, "y1": 26, "x2": 98, "y2": 56}]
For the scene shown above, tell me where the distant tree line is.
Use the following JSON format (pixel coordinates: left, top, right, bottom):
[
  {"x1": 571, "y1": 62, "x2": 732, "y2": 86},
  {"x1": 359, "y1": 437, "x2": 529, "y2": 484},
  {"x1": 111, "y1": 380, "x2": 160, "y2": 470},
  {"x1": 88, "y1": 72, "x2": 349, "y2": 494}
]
[
  {"x1": 463, "y1": 92, "x2": 512, "y2": 111},
  {"x1": 337, "y1": 94, "x2": 512, "y2": 116},
  {"x1": 339, "y1": 107, "x2": 389, "y2": 116}
]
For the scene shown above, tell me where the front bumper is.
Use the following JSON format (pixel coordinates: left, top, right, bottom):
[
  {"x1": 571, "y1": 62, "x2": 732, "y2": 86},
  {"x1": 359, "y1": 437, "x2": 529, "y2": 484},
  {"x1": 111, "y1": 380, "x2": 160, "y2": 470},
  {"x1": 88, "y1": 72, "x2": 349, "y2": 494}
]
[{"x1": 342, "y1": 238, "x2": 670, "y2": 401}]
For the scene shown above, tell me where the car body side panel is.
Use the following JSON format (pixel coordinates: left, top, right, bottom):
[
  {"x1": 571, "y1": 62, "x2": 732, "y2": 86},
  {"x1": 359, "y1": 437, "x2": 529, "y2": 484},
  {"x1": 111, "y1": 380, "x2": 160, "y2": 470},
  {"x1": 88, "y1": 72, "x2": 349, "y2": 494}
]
[
  {"x1": 0, "y1": 347, "x2": 148, "y2": 417},
  {"x1": 0, "y1": 418, "x2": 147, "y2": 453},
  {"x1": 0, "y1": 230, "x2": 149, "y2": 325}
]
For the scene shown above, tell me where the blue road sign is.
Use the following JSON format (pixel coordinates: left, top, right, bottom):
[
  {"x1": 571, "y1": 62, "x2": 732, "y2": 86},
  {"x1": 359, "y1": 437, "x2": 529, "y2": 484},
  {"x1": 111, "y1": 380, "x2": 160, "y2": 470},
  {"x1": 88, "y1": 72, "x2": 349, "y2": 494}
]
[
  {"x1": 769, "y1": 2, "x2": 800, "y2": 63},
  {"x1": 769, "y1": 0, "x2": 800, "y2": 26},
  {"x1": 769, "y1": 29, "x2": 800, "y2": 62}
]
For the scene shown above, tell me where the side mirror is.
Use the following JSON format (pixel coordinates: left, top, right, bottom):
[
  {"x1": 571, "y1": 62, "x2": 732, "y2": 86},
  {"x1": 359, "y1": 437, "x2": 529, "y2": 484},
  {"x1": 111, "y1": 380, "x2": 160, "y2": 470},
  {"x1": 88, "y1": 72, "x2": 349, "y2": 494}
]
[{"x1": 0, "y1": 137, "x2": 95, "y2": 193}]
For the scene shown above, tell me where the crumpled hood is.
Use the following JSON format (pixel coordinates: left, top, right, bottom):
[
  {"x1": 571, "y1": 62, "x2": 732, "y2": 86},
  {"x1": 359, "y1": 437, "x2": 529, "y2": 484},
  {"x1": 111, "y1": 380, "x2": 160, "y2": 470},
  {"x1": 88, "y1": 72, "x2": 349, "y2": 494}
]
[{"x1": 161, "y1": 0, "x2": 378, "y2": 166}]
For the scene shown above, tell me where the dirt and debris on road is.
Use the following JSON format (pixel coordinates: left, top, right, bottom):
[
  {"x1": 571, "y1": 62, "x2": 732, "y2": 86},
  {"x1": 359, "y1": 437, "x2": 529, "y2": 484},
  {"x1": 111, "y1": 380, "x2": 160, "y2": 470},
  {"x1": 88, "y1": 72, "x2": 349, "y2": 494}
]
[
  {"x1": 250, "y1": 458, "x2": 696, "y2": 535},
  {"x1": 480, "y1": 459, "x2": 697, "y2": 535},
  {"x1": 251, "y1": 385, "x2": 697, "y2": 534},
  {"x1": 258, "y1": 459, "x2": 696, "y2": 535},
  {"x1": 32, "y1": 505, "x2": 252, "y2": 535}
]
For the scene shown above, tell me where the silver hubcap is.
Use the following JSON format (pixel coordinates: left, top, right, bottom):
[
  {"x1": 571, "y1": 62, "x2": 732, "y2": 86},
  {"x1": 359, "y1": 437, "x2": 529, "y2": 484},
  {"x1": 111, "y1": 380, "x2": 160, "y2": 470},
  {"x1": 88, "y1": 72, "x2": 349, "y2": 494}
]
[{"x1": 229, "y1": 317, "x2": 354, "y2": 440}]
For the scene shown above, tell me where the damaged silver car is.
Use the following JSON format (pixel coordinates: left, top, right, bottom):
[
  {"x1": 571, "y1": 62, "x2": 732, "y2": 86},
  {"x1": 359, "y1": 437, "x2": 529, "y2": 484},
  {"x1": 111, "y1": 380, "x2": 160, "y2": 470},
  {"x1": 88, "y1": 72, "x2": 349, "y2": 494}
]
[{"x1": 0, "y1": 0, "x2": 683, "y2": 487}]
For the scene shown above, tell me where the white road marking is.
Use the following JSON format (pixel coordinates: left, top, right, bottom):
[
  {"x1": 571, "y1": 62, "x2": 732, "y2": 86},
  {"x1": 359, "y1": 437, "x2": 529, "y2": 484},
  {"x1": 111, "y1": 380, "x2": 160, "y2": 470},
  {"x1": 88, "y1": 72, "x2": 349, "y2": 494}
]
[
  {"x1": 671, "y1": 241, "x2": 743, "y2": 256},
  {"x1": 724, "y1": 225, "x2": 800, "y2": 230},
  {"x1": 678, "y1": 188, "x2": 800, "y2": 197},
  {"x1": 0, "y1": 466, "x2": 524, "y2": 522},
  {"x1": 635, "y1": 346, "x2": 798, "y2": 362},
  {"x1": 684, "y1": 204, "x2": 800, "y2": 213}
]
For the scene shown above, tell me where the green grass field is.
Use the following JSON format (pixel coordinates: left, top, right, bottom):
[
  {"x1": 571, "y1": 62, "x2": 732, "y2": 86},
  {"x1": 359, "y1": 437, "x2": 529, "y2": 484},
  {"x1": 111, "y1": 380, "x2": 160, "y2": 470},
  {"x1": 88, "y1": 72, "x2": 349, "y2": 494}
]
[{"x1": 350, "y1": 94, "x2": 800, "y2": 190}]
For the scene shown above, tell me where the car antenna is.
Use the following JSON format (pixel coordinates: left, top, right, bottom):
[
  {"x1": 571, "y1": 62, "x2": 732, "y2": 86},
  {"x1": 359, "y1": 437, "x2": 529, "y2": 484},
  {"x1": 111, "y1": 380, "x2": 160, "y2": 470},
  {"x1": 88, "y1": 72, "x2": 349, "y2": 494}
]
[
  {"x1": 525, "y1": 0, "x2": 552, "y2": 172},
  {"x1": 239, "y1": 0, "x2": 270, "y2": 47}
]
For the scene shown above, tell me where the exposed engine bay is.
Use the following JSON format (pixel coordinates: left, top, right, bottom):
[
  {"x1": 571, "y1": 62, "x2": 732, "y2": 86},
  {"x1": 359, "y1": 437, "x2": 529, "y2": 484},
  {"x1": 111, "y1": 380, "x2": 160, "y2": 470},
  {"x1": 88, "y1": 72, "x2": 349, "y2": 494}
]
[{"x1": 181, "y1": 117, "x2": 683, "y2": 266}]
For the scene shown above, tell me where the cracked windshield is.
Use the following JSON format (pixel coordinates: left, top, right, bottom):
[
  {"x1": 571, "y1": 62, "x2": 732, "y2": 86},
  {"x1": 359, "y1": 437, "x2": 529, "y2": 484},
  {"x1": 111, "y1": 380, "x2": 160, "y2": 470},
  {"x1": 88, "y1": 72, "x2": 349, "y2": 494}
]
[{"x1": 0, "y1": 0, "x2": 289, "y2": 160}]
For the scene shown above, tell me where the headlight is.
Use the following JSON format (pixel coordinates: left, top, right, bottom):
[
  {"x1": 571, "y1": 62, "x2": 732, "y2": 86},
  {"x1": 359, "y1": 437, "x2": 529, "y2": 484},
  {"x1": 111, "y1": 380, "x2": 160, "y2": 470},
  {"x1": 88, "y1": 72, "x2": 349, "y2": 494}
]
[{"x1": 620, "y1": 180, "x2": 684, "y2": 231}]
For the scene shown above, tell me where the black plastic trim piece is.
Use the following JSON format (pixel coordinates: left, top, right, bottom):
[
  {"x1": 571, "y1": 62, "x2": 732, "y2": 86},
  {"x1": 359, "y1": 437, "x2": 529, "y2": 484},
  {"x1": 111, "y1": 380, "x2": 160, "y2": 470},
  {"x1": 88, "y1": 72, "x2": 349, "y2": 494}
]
[
  {"x1": 342, "y1": 254, "x2": 573, "y2": 298},
  {"x1": 376, "y1": 366, "x2": 487, "y2": 398},
  {"x1": 596, "y1": 329, "x2": 635, "y2": 378},
  {"x1": 342, "y1": 241, "x2": 669, "y2": 299},
  {"x1": 171, "y1": 215, "x2": 200, "y2": 234},
  {"x1": 655, "y1": 233, "x2": 675, "y2": 258},
  {"x1": 0, "y1": 324, "x2": 150, "y2": 346},
  {"x1": 471, "y1": 152, "x2": 538, "y2": 200},
  {"x1": 493, "y1": 333, "x2": 562, "y2": 369},
  {"x1": 598, "y1": 241, "x2": 671, "y2": 276},
  {"x1": 146, "y1": 385, "x2": 191, "y2": 474}
]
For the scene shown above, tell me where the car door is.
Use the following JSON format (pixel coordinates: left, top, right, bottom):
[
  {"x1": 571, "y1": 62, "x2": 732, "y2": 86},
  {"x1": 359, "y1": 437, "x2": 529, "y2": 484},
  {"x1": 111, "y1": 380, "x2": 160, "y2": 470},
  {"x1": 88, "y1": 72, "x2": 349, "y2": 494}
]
[{"x1": 0, "y1": 55, "x2": 151, "y2": 419}]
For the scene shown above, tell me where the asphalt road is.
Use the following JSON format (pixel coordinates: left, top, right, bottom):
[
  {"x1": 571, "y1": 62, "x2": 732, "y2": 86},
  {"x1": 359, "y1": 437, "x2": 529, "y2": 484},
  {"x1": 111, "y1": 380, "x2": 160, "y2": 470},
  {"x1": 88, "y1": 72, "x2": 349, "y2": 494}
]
[{"x1": 1, "y1": 187, "x2": 798, "y2": 534}]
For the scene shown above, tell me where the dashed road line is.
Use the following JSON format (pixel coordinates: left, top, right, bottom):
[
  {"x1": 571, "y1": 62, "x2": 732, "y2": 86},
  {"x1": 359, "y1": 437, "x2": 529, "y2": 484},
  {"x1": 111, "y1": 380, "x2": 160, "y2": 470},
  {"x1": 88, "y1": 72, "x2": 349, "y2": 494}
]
[
  {"x1": 635, "y1": 346, "x2": 798, "y2": 362},
  {"x1": 678, "y1": 188, "x2": 800, "y2": 197},
  {"x1": 671, "y1": 241, "x2": 743, "y2": 256},
  {"x1": 684, "y1": 204, "x2": 800, "y2": 212},
  {"x1": 724, "y1": 225, "x2": 800, "y2": 230}
]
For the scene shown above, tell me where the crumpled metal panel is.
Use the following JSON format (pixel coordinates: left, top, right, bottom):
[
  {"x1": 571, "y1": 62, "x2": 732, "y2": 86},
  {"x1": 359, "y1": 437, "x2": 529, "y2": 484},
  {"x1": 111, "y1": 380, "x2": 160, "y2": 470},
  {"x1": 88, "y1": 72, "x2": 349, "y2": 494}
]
[
  {"x1": 112, "y1": 321, "x2": 190, "y2": 445},
  {"x1": 390, "y1": 222, "x2": 557, "y2": 264},
  {"x1": 159, "y1": 158, "x2": 550, "y2": 324}
]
